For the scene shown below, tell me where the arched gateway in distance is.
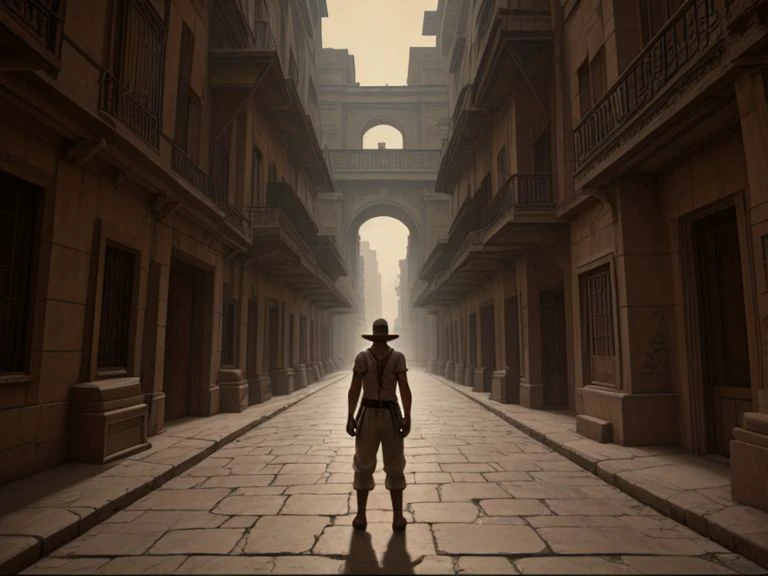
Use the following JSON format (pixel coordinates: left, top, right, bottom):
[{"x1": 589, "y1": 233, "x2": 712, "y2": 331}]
[{"x1": 315, "y1": 48, "x2": 451, "y2": 365}]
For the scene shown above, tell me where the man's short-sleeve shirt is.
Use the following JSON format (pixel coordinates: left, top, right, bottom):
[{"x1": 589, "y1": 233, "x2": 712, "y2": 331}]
[{"x1": 352, "y1": 347, "x2": 407, "y2": 402}]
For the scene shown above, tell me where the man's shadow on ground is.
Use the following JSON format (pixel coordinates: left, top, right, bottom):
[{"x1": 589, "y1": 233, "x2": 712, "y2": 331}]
[{"x1": 344, "y1": 530, "x2": 415, "y2": 575}]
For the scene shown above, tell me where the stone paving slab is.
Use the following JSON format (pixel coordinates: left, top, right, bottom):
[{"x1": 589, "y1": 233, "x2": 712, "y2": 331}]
[
  {"x1": 0, "y1": 372, "x2": 346, "y2": 574},
  {"x1": 436, "y1": 374, "x2": 768, "y2": 571}
]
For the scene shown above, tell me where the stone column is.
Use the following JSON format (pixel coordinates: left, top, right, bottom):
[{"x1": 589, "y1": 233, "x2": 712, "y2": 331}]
[
  {"x1": 252, "y1": 277, "x2": 272, "y2": 403},
  {"x1": 219, "y1": 261, "x2": 249, "y2": 412},
  {"x1": 519, "y1": 254, "x2": 544, "y2": 409},
  {"x1": 140, "y1": 258, "x2": 167, "y2": 435},
  {"x1": 731, "y1": 71, "x2": 768, "y2": 513}
]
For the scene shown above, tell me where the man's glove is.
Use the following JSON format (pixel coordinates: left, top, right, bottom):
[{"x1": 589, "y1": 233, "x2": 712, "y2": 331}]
[
  {"x1": 399, "y1": 416, "x2": 411, "y2": 438},
  {"x1": 346, "y1": 416, "x2": 357, "y2": 437}
]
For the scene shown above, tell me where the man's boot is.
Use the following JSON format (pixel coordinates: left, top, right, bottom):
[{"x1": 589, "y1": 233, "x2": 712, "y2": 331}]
[
  {"x1": 353, "y1": 489, "x2": 368, "y2": 530},
  {"x1": 390, "y1": 489, "x2": 407, "y2": 531}
]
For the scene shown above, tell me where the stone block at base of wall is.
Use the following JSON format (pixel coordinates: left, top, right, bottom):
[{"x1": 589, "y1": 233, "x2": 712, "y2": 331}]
[
  {"x1": 69, "y1": 378, "x2": 150, "y2": 464},
  {"x1": 248, "y1": 374, "x2": 272, "y2": 404},
  {"x1": 579, "y1": 385, "x2": 679, "y2": 445},
  {"x1": 445, "y1": 361, "x2": 455, "y2": 382},
  {"x1": 428, "y1": 358, "x2": 437, "y2": 373},
  {"x1": 731, "y1": 414, "x2": 768, "y2": 514},
  {"x1": 218, "y1": 369, "x2": 249, "y2": 412},
  {"x1": 576, "y1": 414, "x2": 613, "y2": 443},
  {"x1": 296, "y1": 365, "x2": 309, "y2": 388},
  {"x1": 455, "y1": 363, "x2": 465, "y2": 385},
  {"x1": 144, "y1": 391, "x2": 166, "y2": 435},
  {"x1": 464, "y1": 364, "x2": 475, "y2": 387},
  {"x1": 520, "y1": 382, "x2": 544, "y2": 409},
  {"x1": 473, "y1": 367, "x2": 485, "y2": 393},
  {"x1": 269, "y1": 369, "x2": 296, "y2": 396}
]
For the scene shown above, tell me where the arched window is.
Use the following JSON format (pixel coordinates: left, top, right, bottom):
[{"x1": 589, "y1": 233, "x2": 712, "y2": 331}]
[{"x1": 362, "y1": 124, "x2": 403, "y2": 150}]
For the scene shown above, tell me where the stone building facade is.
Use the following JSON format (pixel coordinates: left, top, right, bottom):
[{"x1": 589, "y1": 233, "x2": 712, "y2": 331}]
[
  {"x1": 0, "y1": 0, "x2": 351, "y2": 485},
  {"x1": 418, "y1": 0, "x2": 768, "y2": 512},
  {"x1": 359, "y1": 240, "x2": 382, "y2": 326}
]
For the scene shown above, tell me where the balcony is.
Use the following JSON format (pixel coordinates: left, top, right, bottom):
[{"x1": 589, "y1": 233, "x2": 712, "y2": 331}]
[
  {"x1": 473, "y1": 1, "x2": 554, "y2": 111},
  {"x1": 0, "y1": 0, "x2": 65, "y2": 71},
  {"x1": 209, "y1": 22, "x2": 334, "y2": 194},
  {"x1": 210, "y1": 0, "x2": 275, "y2": 49},
  {"x1": 435, "y1": 85, "x2": 493, "y2": 193},
  {"x1": 327, "y1": 149, "x2": 442, "y2": 182},
  {"x1": 415, "y1": 174, "x2": 564, "y2": 310},
  {"x1": 249, "y1": 183, "x2": 351, "y2": 309},
  {"x1": 170, "y1": 144, "x2": 251, "y2": 241},
  {"x1": 573, "y1": 0, "x2": 725, "y2": 178}
]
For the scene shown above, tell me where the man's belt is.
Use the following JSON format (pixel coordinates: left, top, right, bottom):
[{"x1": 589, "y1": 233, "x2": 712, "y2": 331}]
[{"x1": 361, "y1": 398, "x2": 397, "y2": 409}]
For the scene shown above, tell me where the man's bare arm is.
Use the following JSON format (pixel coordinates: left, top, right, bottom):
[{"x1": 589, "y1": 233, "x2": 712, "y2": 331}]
[
  {"x1": 397, "y1": 372, "x2": 412, "y2": 420},
  {"x1": 348, "y1": 373, "x2": 363, "y2": 420}
]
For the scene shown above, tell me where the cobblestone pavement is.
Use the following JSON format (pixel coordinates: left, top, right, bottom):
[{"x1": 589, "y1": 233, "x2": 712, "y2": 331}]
[{"x1": 23, "y1": 371, "x2": 767, "y2": 575}]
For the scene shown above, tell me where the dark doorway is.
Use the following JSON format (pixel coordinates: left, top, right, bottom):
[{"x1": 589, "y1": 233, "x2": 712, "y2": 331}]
[
  {"x1": 246, "y1": 297, "x2": 259, "y2": 404},
  {"x1": 468, "y1": 312, "x2": 477, "y2": 367},
  {"x1": 266, "y1": 301, "x2": 280, "y2": 371},
  {"x1": 693, "y1": 206, "x2": 752, "y2": 457},
  {"x1": 540, "y1": 289, "x2": 568, "y2": 407},
  {"x1": 164, "y1": 259, "x2": 205, "y2": 421},
  {"x1": 480, "y1": 303, "x2": 496, "y2": 392},
  {"x1": 504, "y1": 296, "x2": 520, "y2": 403}
]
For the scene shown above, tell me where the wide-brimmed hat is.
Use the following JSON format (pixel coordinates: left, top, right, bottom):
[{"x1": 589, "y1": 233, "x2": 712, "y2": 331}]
[{"x1": 362, "y1": 318, "x2": 399, "y2": 341}]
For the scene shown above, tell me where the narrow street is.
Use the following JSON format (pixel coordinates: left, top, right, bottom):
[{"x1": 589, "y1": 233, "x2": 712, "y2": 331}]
[{"x1": 22, "y1": 371, "x2": 760, "y2": 575}]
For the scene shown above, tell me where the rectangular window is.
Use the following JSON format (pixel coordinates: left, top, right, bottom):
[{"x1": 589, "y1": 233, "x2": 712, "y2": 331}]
[
  {"x1": 580, "y1": 264, "x2": 616, "y2": 385},
  {"x1": 288, "y1": 313, "x2": 294, "y2": 365},
  {"x1": 590, "y1": 47, "x2": 607, "y2": 103},
  {"x1": 221, "y1": 283, "x2": 237, "y2": 367},
  {"x1": 0, "y1": 172, "x2": 37, "y2": 374},
  {"x1": 533, "y1": 130, "x2": 552, "y2": 175},
  {"x1": 468, "y1": 312, "x2": 477, "y2": 366},
  {"x1": 251, "y1": 146, "x2": 262, "y2": 207},
  {"x1": 97, "y1": 244, "x2": 136, "y2": 372},
  {"x1": 103, "y1": 0, "x2": 166, "y2": 147},
  {"x1": 174, "y1": 23, "x2": 194, "y2": 151},
  {"x1": 496, "y1": 145, "x2": 509, "y2": 190},
  {"x1": 299, "y1": 314, "x2": 307, "y2": 364},
  {"x1": 577, "y1": 59, "x2": 592, "y2": 117}
]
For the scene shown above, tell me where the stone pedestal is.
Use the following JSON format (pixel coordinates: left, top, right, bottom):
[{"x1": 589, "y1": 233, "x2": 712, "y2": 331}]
[
  {"x1": 520, "y1": 382, "x2": 544, "y2": 409},
  {"x1": 577, "y1": 414, "x2": 613, "y2": 443},
  {"x1": 437, "y1": 360, "x2": 446, "y2": 377},
  {"x1": 578, "y1": 385, "x2": 678, "y2": 445},
  {"x1": 445, "y1": 361, "x2": 455, "y2": 382},
  {"x1": 731, "y1": 413, "x2": 768, "y2": 513},
  {"x1": 218, "y1": 369, "x2": 249, "y2": 412},
  {"x1": 491, "y1": 369, "x2": 518, "y2": 403},
  {"x1": 144, "y1": 391, "x2": 165, "y2": 436},
  {"x1": 269, "y1": 368, "x2": 296, "y2": 396},
  {"x1": 70, "y1": 378, "x2": 150, "y2": 464},
  {"x1": 473, "y1": 367, "x2": 486, "y2": 392},
  {"x1": 249, "y1": 374, "x2": 272, "y2": 404},
  {"x1": 428, "y1": 358, "x2": 437, "y2": 373},
  {"x1": 313, "y1": 361, "x2": 324, "y2": 381},
  {"x1": 464, "y1": 364, "x2": 475, "y2": 387},
  {"x1": 455, "y1": 363, "x2": 465, "y2": 385},
  {"x1": 296, "y1": 364, "x2": 309, "y2": 389}
]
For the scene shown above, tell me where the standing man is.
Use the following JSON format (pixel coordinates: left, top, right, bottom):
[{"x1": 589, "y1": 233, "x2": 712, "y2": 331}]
[{"x1": 346, "y1": 318, "x2": 412, "y2": 532}]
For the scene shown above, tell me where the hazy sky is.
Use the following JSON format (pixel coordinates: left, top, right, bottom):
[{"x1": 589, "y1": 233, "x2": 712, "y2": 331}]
[{"x1": 323, "y1": 0, "x2": 437, "y2": 324}]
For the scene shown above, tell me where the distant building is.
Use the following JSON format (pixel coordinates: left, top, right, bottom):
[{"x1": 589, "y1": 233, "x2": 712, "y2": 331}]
[{"x1": 359, "y1": 241, "x2": 382, "y2": 326}]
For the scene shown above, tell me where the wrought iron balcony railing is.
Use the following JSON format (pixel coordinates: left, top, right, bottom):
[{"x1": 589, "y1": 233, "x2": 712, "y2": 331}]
[
  {"x1": 99, "y1": 70, "x2": 162, "y2": 149},
  {"x1": 573, "y1": 0, "x2": 723, "y2": 171},
  {"x1": 2, "y1": 0, "x2": 64, "y2": 56},
  {"x1": 443, "y1": 178, "x2": 491, "y2": 268},
  {"x1": 171, "y1": 144, "x2": 250, "y2": 237},
  {"x1": 327, "y1": 150, "x2": 442, "y2": 172},
  {"x1": 482, "y1": 174, "x2": 554, "y2": 228},
  {"x1": 257, "y1": 182, "x2": 319, "y2": 252}
]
